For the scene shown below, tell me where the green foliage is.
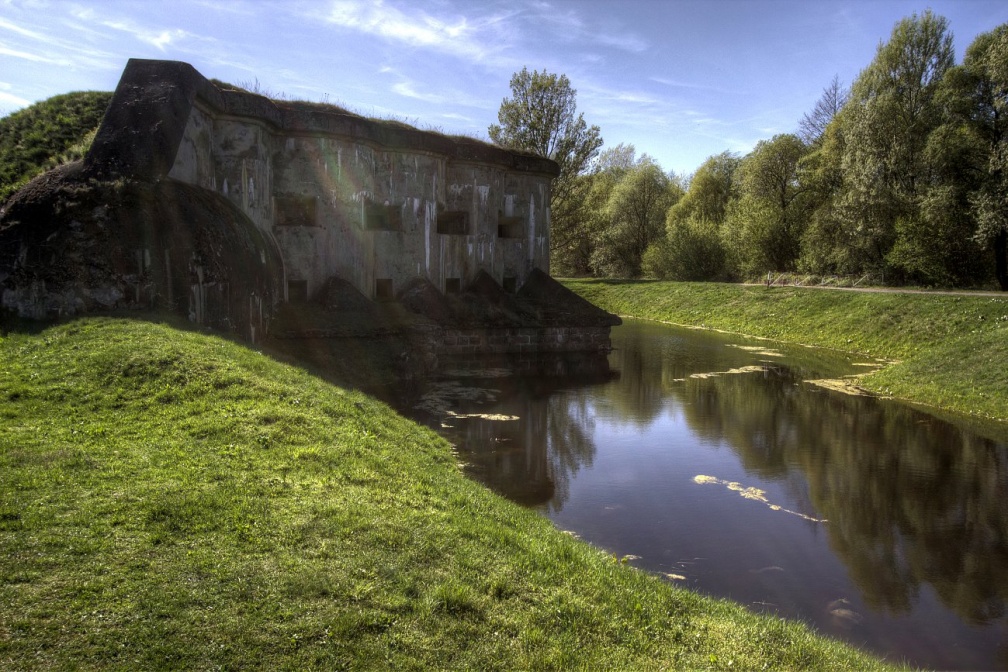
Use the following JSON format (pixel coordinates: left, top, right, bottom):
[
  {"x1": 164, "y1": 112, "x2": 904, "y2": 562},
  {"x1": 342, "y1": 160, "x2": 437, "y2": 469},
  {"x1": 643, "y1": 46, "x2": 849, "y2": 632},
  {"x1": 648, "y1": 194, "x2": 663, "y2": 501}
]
[
  {"x1": 0, "y1": 91, "x2": 112, "y2": 202},
  {"x1": 644, "y1": 217, "x2": 726, "y2": 281},
  {"x1": 794, "y1": 11, "x2": 1002, "y2": 287},
  {"x1": 0, "y1": 318, "x2": 900, "y2": 670},
  {"x1": 667, "y1": 151, "x2": 739, "y2": 227},
  {"x1": 643, "y1": 152, "x2": 737, "y2": 281},
  {"x1": 489, "y1": 67, "x2": 603, "y2": 274},
  {"x1": 949, "y1": 23, "x2": 1008, "y2": 288},
  {"x1": 591, "y1": 158, "x2": 681, "y2": 277},
  {"x1": 723, "y1": 134, "x2": 810, "y2": 276}
]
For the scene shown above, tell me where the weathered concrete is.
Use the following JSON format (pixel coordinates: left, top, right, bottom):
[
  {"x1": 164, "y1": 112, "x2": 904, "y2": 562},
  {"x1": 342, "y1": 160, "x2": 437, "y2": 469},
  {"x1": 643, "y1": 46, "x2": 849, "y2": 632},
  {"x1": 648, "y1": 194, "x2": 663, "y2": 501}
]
[
  {"x1": 0, "y1": 163, "x2": 284, "y2": 340},
  {"x1": 88, "y1": 58, "x2": 559, "y2": 303}
]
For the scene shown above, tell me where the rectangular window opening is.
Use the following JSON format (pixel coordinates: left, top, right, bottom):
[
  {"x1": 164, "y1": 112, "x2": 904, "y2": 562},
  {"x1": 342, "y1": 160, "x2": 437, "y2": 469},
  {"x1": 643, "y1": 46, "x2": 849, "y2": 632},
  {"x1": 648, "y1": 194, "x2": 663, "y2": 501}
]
[
  {"x1": 437, "y1": 210, "x2": 470, "y2": 235},
  {"x1": 364, "y1": 201, "x2": 402, "y2": 231},
  {"x1": 287, "y1": 279, "x2": 309, "y2": 303},
  {"x1": 498, "y1": 214, "x2": 524, "y2": 239},
  {"x1": 375, "y1": 278, "x2": 394, "y2": 301},
  {"x1": 275, "y1": 195, "x2": 317, "y2": 227},
  {"x1": 444, "y1": 278, "x2": 462, "y2": 295}
]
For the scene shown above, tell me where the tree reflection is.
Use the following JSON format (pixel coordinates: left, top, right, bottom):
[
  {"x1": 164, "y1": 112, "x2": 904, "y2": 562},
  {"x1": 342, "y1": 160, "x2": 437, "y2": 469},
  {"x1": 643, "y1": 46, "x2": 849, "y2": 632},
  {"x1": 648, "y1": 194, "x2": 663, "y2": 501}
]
[
  {"x1": 431, "y1": 356, "x2": 611, "y2": 509},
  {"x1": 666, "y1": 363, "x2": 1008, "y2": 624}
]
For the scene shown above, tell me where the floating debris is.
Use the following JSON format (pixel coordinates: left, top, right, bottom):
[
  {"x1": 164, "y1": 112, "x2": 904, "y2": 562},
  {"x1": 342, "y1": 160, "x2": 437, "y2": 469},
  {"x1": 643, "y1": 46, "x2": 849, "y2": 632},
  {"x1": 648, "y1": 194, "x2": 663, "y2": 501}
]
[
  {"x1": 689, "y1": 365, "x2": 766, "y2": 380},
  {"x1": 749, "y1": 566, "x2": 785, "y2": 574},
  {"x1": 438, "y1": 367, "x2": 514, "y2": 378},
  {"x1": 445, "y1": 411, "x2": 519, "y2": 421},
  {"x1": 729, "y1": 345, "x2": 783, "y2": 357},
  {"x1": 414, "y1": 381, "x2": 500, "y2": 416},
  {"x1": 664, "y1": 573, "x2": 687, "y2": 581},
  {"x1": 692, "y1": 475, "x2": 827, "y2": 523},
  {"x1": 827, "y1": 598, "x2": 863, "y2": 627}
]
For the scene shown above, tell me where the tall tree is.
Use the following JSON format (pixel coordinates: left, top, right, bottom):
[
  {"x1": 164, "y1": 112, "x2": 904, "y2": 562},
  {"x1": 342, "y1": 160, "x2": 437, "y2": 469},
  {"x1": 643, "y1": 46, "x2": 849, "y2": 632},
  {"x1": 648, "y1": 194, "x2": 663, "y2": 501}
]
[
  {"x1": 816, "y1": 11, "x2": 956, "y2": 280},
  {"x1": 644, "y1": 152, "x2": 738, "y2": 281},
  {"x1": 725, "y1": 134, "x2": 809, "y2": 276},
  {"x1": 489, "y1": 67, "x2": 603, "y2": 273},
  {"x1": 567, "y1": 143, "x2": 640, "y2": 276},
  {"x1": 947, "y1": 24, "x2": 1008, "y2": 289},
  {"x1": 592, "y1": 158, "x2": 682, "y2": 277},
  {"x1": 799, "y1": 75, "x2": 849, "y2": 146}
]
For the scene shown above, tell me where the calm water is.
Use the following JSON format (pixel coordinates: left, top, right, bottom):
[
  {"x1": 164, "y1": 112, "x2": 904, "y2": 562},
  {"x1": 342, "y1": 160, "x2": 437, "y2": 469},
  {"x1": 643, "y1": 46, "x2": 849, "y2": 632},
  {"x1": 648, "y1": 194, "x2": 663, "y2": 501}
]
[{"x1": 405, "y1": 319, "x2": 1008, "y2": 670}]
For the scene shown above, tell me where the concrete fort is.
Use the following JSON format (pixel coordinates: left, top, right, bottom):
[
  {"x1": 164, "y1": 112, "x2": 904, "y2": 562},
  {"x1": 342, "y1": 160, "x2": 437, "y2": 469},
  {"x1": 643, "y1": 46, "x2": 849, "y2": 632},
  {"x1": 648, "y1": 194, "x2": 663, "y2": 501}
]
[{"x1": 1, "y1": 59, "x2": 619, "y2": 359}]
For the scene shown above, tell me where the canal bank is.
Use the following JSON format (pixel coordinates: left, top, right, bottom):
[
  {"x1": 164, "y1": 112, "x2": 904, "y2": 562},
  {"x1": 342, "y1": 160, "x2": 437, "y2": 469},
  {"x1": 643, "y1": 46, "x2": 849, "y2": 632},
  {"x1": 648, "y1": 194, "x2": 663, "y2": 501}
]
[{"x1": 563, "y1": 279, "x2": 1008, "y2": 424}]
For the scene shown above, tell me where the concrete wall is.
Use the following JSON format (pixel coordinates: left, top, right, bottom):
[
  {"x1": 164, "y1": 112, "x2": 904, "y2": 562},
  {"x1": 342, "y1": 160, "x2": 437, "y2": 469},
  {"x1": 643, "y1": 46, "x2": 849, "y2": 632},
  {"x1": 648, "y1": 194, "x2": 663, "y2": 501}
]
[{"x1": 160, "y1": 63, "x2": 557, "y2": 302}]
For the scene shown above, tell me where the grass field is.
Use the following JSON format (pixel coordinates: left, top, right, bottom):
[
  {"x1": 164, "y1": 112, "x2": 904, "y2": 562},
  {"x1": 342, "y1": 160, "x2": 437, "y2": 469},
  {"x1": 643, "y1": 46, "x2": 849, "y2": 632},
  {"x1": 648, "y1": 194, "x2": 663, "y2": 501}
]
[
  {"x1": 0, "y1": 317, "x2": 903, "y2": 670},
  {"x1": 564, "y1": 279, "x2": 1008, "y2": 424}
]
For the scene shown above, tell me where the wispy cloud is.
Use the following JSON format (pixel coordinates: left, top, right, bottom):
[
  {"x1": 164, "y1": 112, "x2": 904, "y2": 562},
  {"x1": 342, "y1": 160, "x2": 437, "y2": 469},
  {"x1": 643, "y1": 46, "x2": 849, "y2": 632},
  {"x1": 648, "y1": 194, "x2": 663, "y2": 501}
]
[
  {"x1": 0, "y1": 80, "x2": 31, "y2": 109},
  {"x1": 651, "y1": 76, "x2": 729, "y2": 94},
  {"x1": 324, "y1": 0, "x2": 500, "y2": 61},
  {"x1": 0, "y1": 42, "x2": 71, "y2": 65},
  {"x1": 0, "y1": 13, "x2": 118, "y2": 69},
  {"x1": 391, "y1": 81, "x2": 445, "y2": 104}
]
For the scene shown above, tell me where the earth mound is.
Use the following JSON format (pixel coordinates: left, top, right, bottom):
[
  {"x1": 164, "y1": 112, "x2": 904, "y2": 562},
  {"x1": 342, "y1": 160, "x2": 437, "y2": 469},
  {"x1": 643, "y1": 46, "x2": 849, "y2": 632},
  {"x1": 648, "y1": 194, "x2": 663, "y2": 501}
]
[{"x1": 0, "y1": 162, "x2": 284, "y2": 339}]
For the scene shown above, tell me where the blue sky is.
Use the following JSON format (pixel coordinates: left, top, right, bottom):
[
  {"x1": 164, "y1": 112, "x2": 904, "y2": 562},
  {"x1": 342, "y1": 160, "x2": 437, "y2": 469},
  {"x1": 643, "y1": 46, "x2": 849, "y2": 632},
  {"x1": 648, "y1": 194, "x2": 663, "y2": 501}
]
[{"x1": 1, "y1": 0, "x2": 1004, "y2": 175}]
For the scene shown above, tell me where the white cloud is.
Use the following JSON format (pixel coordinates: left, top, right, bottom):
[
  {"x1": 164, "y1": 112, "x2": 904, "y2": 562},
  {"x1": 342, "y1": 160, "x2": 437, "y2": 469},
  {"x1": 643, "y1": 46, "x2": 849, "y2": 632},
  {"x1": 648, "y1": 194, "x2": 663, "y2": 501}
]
[
  {"x1": 0, "y1": 15, "x2": 50, "y2": 40},
  {"x1": 391, "y1": 81, "x2": 445, "y2": 104},
  {"x1": 327, "y1": 0, "x2": 483, "y2": 57},
  {"x1": 0, "y1": 42, "x2": 71, "y2": 65},
  {"x1": 0, "y1": 82, "x2": 31, "y2": 109},
  {"x1": 100, "y1": 19, "x2": 190, "y2": 51}
]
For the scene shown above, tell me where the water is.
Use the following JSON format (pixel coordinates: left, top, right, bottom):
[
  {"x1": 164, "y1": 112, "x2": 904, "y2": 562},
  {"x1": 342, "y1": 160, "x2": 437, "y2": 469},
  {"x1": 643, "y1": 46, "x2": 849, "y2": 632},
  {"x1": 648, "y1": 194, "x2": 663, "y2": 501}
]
[{"x1": 404, "y1": 319, "x2": 1008, "y2": 670}]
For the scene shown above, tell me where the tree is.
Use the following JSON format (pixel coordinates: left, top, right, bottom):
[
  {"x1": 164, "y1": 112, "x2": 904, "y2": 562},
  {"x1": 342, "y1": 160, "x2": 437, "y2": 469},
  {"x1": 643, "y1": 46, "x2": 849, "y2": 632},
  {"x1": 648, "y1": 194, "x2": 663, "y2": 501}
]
[
  {"x1": 799, "y1": 75, "x2": 849, "y2": 146},
  {"x1": 804, "y1": 11, "x2": 956, "y2": 281},
  {"x1": 569, "y1": 143, "x2": 641, "y2": 276},
  {"x1": 645, "y1": 152, "x2": 738, "y2": 281},
  {"x1": 947, "y1": 24, "x2": 1008, "y2": 289},
  {"x1": 489, "y1": 67, "x2": 603, "y2": 273},
  {"x1": 666, "y1": 151, "x2": 739, "y2": 227},
  {"x1": 724, "y1": 134, "x2": 809, "y2": 276},
  {"x1": 591, "y1": 158, "x2": 682, "y2": 277}
]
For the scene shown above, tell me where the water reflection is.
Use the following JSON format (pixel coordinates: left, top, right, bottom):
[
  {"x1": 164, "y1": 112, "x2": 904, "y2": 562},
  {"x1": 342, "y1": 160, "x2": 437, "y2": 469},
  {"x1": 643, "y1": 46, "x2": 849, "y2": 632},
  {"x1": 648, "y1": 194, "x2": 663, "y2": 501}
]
[
  {"x1": 411, "y1": 354, "x2": 613, "y2": 508},
  {"x1": 680, "y1": 368, "x2": 1008, "y2": 624},
  {"x1": 407, "y1": 320, "x2": 1008, "y2": 670}
]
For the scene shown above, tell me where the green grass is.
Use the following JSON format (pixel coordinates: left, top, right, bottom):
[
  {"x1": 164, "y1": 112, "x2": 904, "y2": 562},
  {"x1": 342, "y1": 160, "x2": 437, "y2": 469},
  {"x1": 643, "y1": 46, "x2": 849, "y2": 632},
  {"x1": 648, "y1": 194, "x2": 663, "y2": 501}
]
[
  {"x1": 0, "y1": 91, "x2": 112, "y2": 203},
  {"x1": 564, "y1": 279, "x2": 1008, "y2": 422},
  {"x1": 0, "y1": 317, "x2": 902, "y2": 670}
]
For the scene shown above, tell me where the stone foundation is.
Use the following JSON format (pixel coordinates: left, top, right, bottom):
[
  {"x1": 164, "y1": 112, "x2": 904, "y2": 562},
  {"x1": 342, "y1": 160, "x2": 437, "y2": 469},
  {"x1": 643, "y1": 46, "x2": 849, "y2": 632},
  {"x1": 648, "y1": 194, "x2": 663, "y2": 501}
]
[{"x1": 440, "y1": 326, "x2": 612, "y2": 355}]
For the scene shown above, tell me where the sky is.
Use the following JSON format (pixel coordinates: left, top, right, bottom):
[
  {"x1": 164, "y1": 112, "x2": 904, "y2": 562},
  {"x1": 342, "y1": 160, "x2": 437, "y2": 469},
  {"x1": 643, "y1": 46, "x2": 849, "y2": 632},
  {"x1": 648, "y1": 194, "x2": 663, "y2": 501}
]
[{"x1": 1, "y1": 0, "x2": 1005, "y2": 176}]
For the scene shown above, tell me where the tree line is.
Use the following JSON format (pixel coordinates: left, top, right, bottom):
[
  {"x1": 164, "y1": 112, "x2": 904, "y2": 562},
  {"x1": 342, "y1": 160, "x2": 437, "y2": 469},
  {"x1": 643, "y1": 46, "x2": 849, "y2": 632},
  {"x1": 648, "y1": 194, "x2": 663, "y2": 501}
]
[{"x1": 491, "y1": 12, "x2": 1008, "y2": 289}]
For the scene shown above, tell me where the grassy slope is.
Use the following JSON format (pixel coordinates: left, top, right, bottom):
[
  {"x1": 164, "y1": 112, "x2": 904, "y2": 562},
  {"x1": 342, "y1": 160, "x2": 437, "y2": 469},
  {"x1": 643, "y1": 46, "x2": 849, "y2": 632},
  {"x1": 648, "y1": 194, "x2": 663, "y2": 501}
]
[
  {"x1": 0, "y1": 318, "x2": 900, "y2": 670},
  {"x1": 0, "y1": 91, "x2": 112, "y2": 203},
  {"x1": 565, "y1": 279, "x2": 1008, "y2": 422}
]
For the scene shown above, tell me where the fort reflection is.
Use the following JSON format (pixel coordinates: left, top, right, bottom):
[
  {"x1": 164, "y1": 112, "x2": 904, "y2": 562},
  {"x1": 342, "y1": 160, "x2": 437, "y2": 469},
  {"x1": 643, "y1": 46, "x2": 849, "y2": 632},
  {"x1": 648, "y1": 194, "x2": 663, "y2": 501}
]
[{"x1": 407, "y1": 352, "x2": 615, "y2": 508}]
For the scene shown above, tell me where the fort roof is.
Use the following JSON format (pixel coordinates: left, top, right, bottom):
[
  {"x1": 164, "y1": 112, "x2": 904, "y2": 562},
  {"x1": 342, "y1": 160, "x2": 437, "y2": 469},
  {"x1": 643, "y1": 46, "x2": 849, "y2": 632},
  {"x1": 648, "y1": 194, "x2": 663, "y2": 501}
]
[{"x1": 86, "y1": 59, "x2": 560, "y2": 182}]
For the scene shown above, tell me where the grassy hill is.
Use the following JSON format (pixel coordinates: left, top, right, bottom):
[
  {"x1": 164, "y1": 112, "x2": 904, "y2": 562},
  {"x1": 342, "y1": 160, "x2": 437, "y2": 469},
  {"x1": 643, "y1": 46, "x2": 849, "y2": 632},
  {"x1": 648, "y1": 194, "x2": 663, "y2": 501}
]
[
  {"x1": 0, "y1": 91, "x2": 112, "y2": 203},
  {"x1": 0, "y1": 317, "x2": 900, "y2": 670}
]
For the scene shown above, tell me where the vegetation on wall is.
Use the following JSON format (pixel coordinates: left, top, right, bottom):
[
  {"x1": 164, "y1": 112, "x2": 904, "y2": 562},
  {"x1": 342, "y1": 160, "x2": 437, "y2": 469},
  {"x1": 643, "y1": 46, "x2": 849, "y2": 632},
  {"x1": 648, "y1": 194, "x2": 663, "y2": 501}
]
[{"x1": 0, "y1": 90, "x2": 112, "y2": 203}]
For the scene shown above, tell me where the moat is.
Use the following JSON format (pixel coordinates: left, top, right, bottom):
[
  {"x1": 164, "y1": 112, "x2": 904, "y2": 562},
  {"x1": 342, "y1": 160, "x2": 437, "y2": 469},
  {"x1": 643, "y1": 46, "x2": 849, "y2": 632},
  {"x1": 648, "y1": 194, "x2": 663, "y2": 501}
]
[{"x1": 401, "y1": 319, "x2": 1008, "y2": 671}]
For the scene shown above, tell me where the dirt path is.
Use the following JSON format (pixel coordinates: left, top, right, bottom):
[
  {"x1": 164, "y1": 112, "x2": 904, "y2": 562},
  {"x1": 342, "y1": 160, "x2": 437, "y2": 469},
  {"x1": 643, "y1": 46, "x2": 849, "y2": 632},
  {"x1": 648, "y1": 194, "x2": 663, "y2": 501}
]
[{"x1": 747, "y1": 283, "x2": 1006, "y2": 298}]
